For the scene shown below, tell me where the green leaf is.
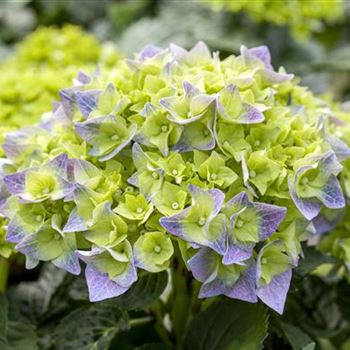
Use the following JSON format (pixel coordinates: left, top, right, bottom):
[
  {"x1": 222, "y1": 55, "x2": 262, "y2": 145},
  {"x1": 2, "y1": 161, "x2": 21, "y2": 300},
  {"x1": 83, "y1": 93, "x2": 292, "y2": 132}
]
[
  {"x1": 52, "y1": 304, "x2": 129, "y2": 350},
  {"x1": 336, "y1": 280, "x2": 350, "y2": 323},
  {"x1": 184, "y1": 298, "x2": 268, "y2": 350},
  {"x1": 295, "y1": 246, "x2": 337, "y2": 277},
  {"x1": 281, "y1": 323, "x2": 315, "y2": 350},
  {"x1": 4, "y1": 321, "x2": 38, "y2": 350},
  {"x1": 0, "y1": 294, "x2": 8, "y2": 344},
  {"x1": 114, "y1": 271, "x2": 169, "y2": 310},
  {"x1": 7, "y1": 264, "x2": 66, "y2": 323},
  {"x1": 135, "y1": 344, "x2": 168, "y2": 350},
  {"x1": 0, "y1": 295, "x2": 38, "y2": 350}
]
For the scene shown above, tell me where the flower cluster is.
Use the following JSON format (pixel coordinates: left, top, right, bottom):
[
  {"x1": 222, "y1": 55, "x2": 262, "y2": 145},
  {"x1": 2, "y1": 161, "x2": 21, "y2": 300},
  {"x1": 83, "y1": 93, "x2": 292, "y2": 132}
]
[
  {"x1": 1, "y1": 42, "x2": 348, "y2": 314},
  {"x1": 0, "y1": 25, "x2": 120, "y2": 258},
  {"x1": 204, "y1": 0, "x2": 344, "y2": 40}
]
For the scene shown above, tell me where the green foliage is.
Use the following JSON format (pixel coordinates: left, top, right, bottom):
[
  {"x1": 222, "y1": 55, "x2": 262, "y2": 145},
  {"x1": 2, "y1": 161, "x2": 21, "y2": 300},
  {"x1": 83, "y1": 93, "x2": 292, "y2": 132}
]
[
  {"x1": 1, "y1": 264, "x2": 168, "y2": 350},
  {"x1": 281, "y1": 323, "x2": 315, "y2": 350},
  {"x1": 185, "y1": 298, "x2": 268, "y2": 350}
]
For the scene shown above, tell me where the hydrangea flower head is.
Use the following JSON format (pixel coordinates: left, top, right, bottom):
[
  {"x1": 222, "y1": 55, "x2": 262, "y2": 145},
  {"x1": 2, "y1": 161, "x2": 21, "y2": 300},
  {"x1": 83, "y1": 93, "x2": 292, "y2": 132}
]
[{"x1": 1, "y1": 42, "x2": 349, "y2": 314}]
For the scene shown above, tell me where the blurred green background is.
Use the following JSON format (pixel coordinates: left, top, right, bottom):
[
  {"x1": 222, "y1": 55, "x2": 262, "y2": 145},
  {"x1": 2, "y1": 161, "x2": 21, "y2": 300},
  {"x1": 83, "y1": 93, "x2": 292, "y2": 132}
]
[{"x1": 1, "y1": 0, "x2": 350, "y2": 98}]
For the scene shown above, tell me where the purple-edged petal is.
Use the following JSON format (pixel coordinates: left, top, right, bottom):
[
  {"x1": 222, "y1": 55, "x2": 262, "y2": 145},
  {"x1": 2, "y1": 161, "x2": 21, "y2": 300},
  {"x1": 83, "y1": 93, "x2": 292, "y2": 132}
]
[
  {"x1": 246, "y1": 46, "x2": 272, "y2": 69},
  {"x1": 225, "y1": 191, "x2": 286, "y2": 241},
  {"x1": 288, "y1": 174, "x2": 322, "y2": 221},
  {"x1": 159, "y1": 207, "x2": 192, "y2": 241},
  {"x1": 6, "y1": 218, "x2": 31, "y2": 243},
  {"x1": 50, "y1": 154, "x2": 70, "y2": 180},
  {"x1": 188, "y1": 247, "x2": 214, "y2": 282},
  {"x1": 326, "y1": 134, "x2": 350, "y2": 162},
  {"x1": 189, "y1": 184, "x2": 224, "y2": 217},
  {"x1": 75, "y1": 71, "x2": 91, "y2": 85},
  {"x1": 4, "y1": 154, "x2": 74, "y2": 202},
  {"x1": 255, "y1": 202, "x2": 287, "y2": 240},
  {"x1": 160, "y1": 185, "x2": 225, "y2": 248},
  {"x1": 76, "y1": 89, "x2": 101, "y2": 118},
  {"x1": 258, "y1": 69, "x2": 294, "y2": 84},
  {"x1": 310, "y1": 209, "x2": 343, "y2": 235},
  {"x1": 189, "y1": 248, "x2": 257, "y2": 302},
  {"x1": 139, "y1": 45, "x2": 163, "y2": 61},
  {"x1": 173, "y1": 116, "x2": 216, "y2": 152},
  {"x1": 223, "y1": 242, "x2": 254, "y2": 265},
  {"x1": 226, "y1": 191, "x2": 250, "y2": 208},
  {"x1": 3, "y1": 172, "x2": 26, "y2": 196},
  {"x1": 216, "y1": 85, "x2": 264, "y2": 124},
  {"x1": 100, "y1": 126, "x2": 137, "y2": 162},
  {"x1": 53, "y1": 250, "x2": 81, "y2": 275},
  {"x1": 225, "y1": 263, "x2": 257, "y2": 303},
  {"x1": 316, "y1": 175, "x2": 345, "y2": 209},
  {"x1": 60, "y1": 86, "x2": 81, "y2": 116},
  {"x1": 240, "y1": 103, "x2": 265, "y2": 124},
  {"x1": 15, "y1": 235, "x2": 41, "y2": 268},
  {"x1": 85, "y1": 264, "x2": 131, "y2": 302},
  {"x1": 183, "y1": 81, "x2": 201, "y2": 98},
  {"x1": 63, "y1": 207, "x2": 87, "y2": 232},
  {"x1": 256, "y1": 270, "x2": 292, "y2": 314},
  {"x1": 288, "y1": 153, "x2": 344, "y2": 220},
  {"x1": 76, "y1": 115, "x2": 137, "y2": 161}
]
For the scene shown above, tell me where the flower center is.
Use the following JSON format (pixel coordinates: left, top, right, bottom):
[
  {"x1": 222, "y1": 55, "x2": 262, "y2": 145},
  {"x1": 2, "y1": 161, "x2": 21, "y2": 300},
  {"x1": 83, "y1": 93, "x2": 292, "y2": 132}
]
[
  {"x1": 198, "y1": 217, "x2": 207, "y2": 226},
  {"x1": 210, "y1": 173, "x2": 217, "y2": 180},
  {"x1": 42, "y1": 188, "x2": 50, "y2": 195},
  {"x1": 249, "y1": 170, "x2": 256, "y2": 178},
  {"x1": 172, "y1": 169, "x2": 178, "y2": 176},
  {"x1": 172, "y1": 202, "x2": 179, "y2": 210},
  {"x1": 129, "y1": 224, "x2": 137, "y2": 232},
  {"x1": 154, "y1": 245, "x2": 161, "y2": 253},
  {"x1": 36, "y1": 215, "x2": 43, "y2": 222},
  {"x1": 236, "y1": 219, "x2": 244, "y2": 228},
  {"x1": 203, "y1": 129, "x2": 210, "y2": 136},
  {"x1": 136, "y1": 207, "x2": 144, "y2": 214},
  {"x1": 111, "y1": 135, "x2": 119, "y2": 141},
  {"x1": 254, "y1": 140, "x2": 260, "y2": 146},
  {"x1": 161, "y1": 125, "x2": 168, "y2": 133},
  {"x1": 152, "y1": 172, "x2": 159, "y2": 179},
  {"x1": 302, "y1": 177, "x2": 309, "y2": 185}
]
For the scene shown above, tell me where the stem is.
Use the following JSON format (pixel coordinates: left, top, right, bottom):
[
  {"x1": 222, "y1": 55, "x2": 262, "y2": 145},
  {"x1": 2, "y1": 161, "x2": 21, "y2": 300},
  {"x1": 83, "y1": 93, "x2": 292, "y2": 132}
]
[
  {"x1": 0, "y1": 257, "x2": 9, "y2": 293},
  {"x1": 129, "y1": 316, "x2": 153, "y2": 328},
  {"x1": 171, "y1": 244, "x2": 193, "y2": 350},
  {"x1": 150, "y1": 302, "x2": 174, "y2": 349}
]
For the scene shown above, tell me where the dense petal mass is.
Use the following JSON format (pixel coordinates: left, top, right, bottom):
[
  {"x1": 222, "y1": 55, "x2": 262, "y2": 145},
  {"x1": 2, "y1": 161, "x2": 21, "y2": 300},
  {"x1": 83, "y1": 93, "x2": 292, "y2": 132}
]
[{"x1": 0, "y1": 41, "x2": 348, "y2": 313}]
